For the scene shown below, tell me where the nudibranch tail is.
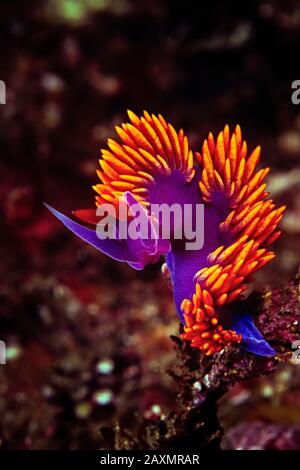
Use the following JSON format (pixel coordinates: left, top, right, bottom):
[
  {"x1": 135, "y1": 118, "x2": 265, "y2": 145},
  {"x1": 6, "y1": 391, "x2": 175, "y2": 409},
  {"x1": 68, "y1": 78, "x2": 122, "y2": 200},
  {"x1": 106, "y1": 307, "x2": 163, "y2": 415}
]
[{"x1": 181, "y1": 125, "x2": 285, "y2": 356}]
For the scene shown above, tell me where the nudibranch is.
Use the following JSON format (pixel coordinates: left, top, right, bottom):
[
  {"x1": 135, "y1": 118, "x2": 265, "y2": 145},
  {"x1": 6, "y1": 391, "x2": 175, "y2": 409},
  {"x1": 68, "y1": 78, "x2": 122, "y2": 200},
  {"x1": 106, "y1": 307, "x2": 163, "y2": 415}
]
[{"x1": 46, "y1": 110, "x2": 285, "y2": 357}]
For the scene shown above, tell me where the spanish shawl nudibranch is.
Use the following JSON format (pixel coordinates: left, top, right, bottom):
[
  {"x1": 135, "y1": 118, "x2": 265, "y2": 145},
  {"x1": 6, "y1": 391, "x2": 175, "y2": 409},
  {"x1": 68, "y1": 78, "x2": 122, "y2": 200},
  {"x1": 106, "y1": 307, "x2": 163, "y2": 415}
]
[{"x1": 46, "y1": 110, "x2": 285, "y2": 357}]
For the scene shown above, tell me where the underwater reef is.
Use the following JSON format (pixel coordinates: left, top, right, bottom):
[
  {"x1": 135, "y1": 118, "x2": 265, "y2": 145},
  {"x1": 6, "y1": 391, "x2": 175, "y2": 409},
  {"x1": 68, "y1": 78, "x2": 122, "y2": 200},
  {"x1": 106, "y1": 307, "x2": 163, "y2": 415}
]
[
  {"x1": 1, "y1": 262, "x2": 300, "y2": 449},
  {"x1": 1, "y1": 0, "x2": 300, "y2": 451},
  {"x1": 101, "y1": 271, "x2": 300, "y2": 450}
]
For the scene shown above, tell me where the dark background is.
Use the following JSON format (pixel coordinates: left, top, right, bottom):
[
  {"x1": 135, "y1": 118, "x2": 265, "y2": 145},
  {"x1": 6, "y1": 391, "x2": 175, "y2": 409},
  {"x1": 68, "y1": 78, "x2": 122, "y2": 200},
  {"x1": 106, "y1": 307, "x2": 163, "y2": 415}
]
[{"x1": 0, "y1": 0, "x2": 299, "y2": 449}]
